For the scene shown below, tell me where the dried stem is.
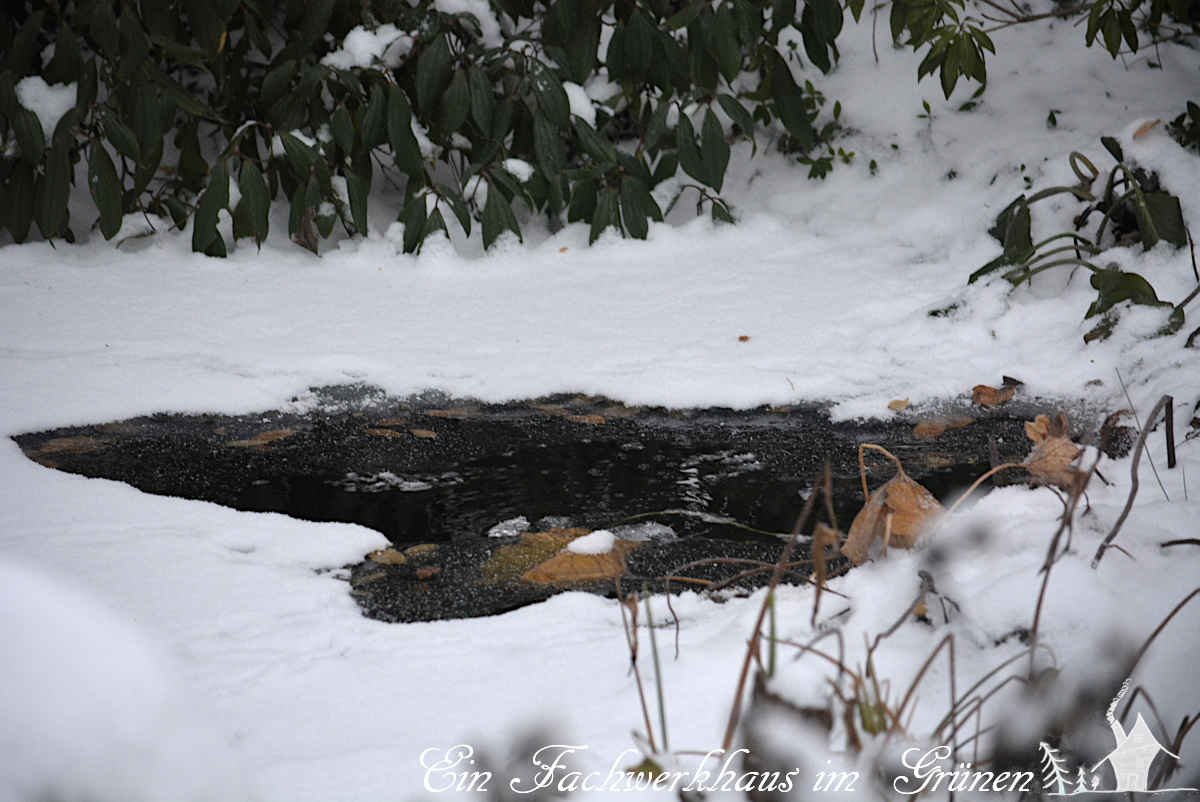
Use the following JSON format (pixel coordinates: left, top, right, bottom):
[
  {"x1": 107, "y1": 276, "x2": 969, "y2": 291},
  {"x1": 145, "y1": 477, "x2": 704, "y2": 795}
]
[
  {"x1": 1092, "y1": 395, "x2": 1172, "y2": 568},
  {"x1": 720, "y1": 477, "x2": 820, "y2": 752}
]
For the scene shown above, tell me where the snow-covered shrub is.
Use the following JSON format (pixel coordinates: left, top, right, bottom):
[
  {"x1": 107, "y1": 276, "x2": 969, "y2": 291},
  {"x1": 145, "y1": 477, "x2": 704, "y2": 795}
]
[{"x1": 0, "y1": 0, "x2": 1193, "y2": 255}]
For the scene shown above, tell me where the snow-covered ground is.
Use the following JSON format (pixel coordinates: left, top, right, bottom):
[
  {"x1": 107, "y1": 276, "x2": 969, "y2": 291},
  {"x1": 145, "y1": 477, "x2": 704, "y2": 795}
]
[{"x1": 2, "y1": 6, "x2": 1200, "y2": 801}]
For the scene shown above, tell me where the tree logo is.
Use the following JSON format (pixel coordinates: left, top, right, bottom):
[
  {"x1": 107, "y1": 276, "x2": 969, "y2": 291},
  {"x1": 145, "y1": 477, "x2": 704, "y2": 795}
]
[{"x1": 1039, "y1": 679, "x2": 1197, "y2": 795}]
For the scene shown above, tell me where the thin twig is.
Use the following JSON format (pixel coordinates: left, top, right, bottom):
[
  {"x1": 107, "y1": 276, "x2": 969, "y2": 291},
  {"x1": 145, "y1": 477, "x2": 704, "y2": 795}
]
[
  {"x1": 1031, "y1": 451, "x2": 1099, "y2": 676},
  {"x1": 1128, "y1": 587, "x2": 1200, "y2": 672},
  {"x1": 1093, "y1": 395, "x2": 1172, "y2": 567},
  {"x1": 1116, "y1": 370, "x2": 1169, "y2": 502},
  {"x1": 720, "y1": 477, "x2": 820, "y2": 752},
  {"x1": 1166, "y1": 396, "x2": 1176, "y2": 470}
]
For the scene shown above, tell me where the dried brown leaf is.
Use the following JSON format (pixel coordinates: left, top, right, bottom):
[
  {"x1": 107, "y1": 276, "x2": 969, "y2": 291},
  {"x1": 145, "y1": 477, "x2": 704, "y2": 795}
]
[
  {"x1": 1023, "y1": 413, "x2": 1084, "y2": 490},
  {"x1": 1133, "y1": 119, "x2": 1161, "y2": 139},
  {"x1": 888, "y1": 398, "x2": 910, "y2": 411},
  {"x1": 913, "y1": 417, "x2": 975, "y2": 440},
  {"x1": 841, "y1": 474, "x2": 944, "y2": 564},
  {"x1": 972, "y1": 384, "x2": 1016, "y2": 407},
  {"x1": 523, "y1": 541, "x2": 636, "y2": 585},
  {"x1": 367, "y1": 547, "x2": 407, "y2": 565},
  {"x1": 227, "y1": 429, "x2": 296, "y2": 448}
]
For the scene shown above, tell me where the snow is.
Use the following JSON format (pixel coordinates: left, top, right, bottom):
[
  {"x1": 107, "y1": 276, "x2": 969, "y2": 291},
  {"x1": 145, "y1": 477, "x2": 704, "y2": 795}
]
[
  {"x1": 487, "y1": 515, "x2": 531, "y2": 537},
  {"x1": 14, "y1": 76, "x2": 76, "y2": 138},
  {"x1": 566, "y1": 529, "x2": 616, "y2": 554},
  {"x1": 502, "y1": 157, "x2": 535, "y2": 183},
  {"x1": 321, "y1": 24, "x2": 413, "y2": 70},
  {"x1": 2, "y1": 5, "x2": 1200, "y2": 801},
  {"x1": 564, "y1": 81, "x2": 597, "y2": 126}
]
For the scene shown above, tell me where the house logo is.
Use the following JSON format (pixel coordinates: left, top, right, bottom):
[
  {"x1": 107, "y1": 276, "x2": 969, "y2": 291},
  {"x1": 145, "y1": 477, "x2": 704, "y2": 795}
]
[{"x1": 1039, "y1": 679, "x2": 1197, "y2": 795}]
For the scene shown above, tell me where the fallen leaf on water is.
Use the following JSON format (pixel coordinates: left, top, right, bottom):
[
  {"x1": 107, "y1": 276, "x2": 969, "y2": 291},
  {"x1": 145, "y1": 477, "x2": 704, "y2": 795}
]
[
  {"x1": 972, "y1": 384, "x2": 1016, "y2": 407},
  {"x1": 367, "y1": 548, "x2": 407, "y2": 565},
  {"x1": 738, "y1": 335, "x2": 751, "y2": 342},
  {"x1": 1133, "y1": 119, "x2": 1161, "y2": 139},
  {"x1": 365, "y1": 428, "x2": 405, "y2": 438},
  {"x1": 888, "y1": 398, "x2": 910, "y2": 411},
  {"x1": 559, "y1": 247, "x2": 568, "y2": 252},
  {"x1": 912, "y1": 417, "x2": 974, "y2": 439},
  {"x1": 416, "y1": 566, "x2": 441, "y2": 580},
  {"x1": 227, "y1": 429, "x2": 296, "y2": 448},
  {"x1": 1023, "y1": 413, "x2": 1085, "y2": 491}
]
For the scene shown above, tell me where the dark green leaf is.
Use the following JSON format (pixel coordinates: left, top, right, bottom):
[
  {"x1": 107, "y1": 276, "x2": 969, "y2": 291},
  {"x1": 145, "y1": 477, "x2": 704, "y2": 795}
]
[
  {"x1": 773, "y1": 0, "x2": 797, "y2": 31},
  {"x1": 77, "y1": 60, "x2": 98, "y2": 113},
  {"x1": 332, "y1": 106, "x2": 356, "y2": 155},
  {"x1": 88, "y1": 141, "x2": 123, "y2": 240},
  {"x1": 45, "y1": 24, "x2": 83, "y2": 85},
  {"x1": 1100, "y1": 135, "x2": 1124, "y2": 162},
  {"x1": 1085, "y1": 1, "x2": 1104, "y2": 45},
  {"x1": 620, "y1": 175, "x2": 661, "y2": 239},
  {"x1": 1087, "y1": 268, "x2": 1166, "y2": 318},
  {"x1": 261, "y1": 59, "x2": 298, "y2": 108},
  {"x1": 533, "y1": 113, "x2": 565, "y2": 176},
  {"x1": 718, "y1": 93, "x2": 756, "y2": 147},
  {"x1": 701, "y1": 108, "x2": 730, "y2": 192},
  {"x1": 625, "y1": 11, "x2": 655, "y2": 78},
  {"x1": 534, "y1": 67, "x2": 571, "y2": 127},
  {"x1": 282, "y1": 0, "x2": 334, "y2": 59},
  {"x1": 35, "y1": 146, "x2": 71, "y2": 239},
  {"x1": 346, "y1": 169, "x2": 370, "y2": 235},
  {"x1": 281, "y1": 132, "x2": 317, "y2": 178},
  {"x1": 589, "y1": 188, "x2": 618, "y2": 243},
  {"x1": 177, "y1": 121, "x2": 206, "y2": 191},
  {"x1": 651, "y1": 152, "x2": 678, "y2": 185},
  {"x1": 237, "y1": 161, "x2": 270, "y2": 247},
  {"x1": 1119, "y1": 10, "x2": 1138, "y2": 52},
  {"x1": 1001, "y1": 201, "x2": 1033, "y2": 260},
  {"x1": 164, "y1": 197, "x2": 189, "y2": 230},
  {"x1": 118, "y1": 7, "x2": 151, "y2": 80},
  {"x1": 192, "y1": 161, "x2": 229, "y2": 255},
  {"x1": 568, "y1": 176, "x2": 598, "y2": 222},
  {"x1": 666, "y1": 2, "x2": 703, "y2": 29},
  {"x1": 481, "y1": 178, "x2": 522, "y2": 248},
  {"x1": 6, "y1": 10, "x2": 46, "y2": 74},
  {"x1": 1139, "y1": 191, "x2": 1187, "y2": 248},
  {"x1": 361, "y1": 85, "x2": 387, "y2": 148},
  {"x1": 711, "y1": 199, "x2": 735, "y2": 223},
  {"x1": 105, "y1": 116, "x2": 140, "y2": 163},
  {"x1": 440, "y1": 69, "x2": 471, "y2": 135},
  {"x1": 713, "y1": 6, "x2": 742, "y2": 83},
  {"x1": 770, "y1": 52, "x2": 813, "y2": 147},
  {"x1": 439, "y1": 186, "x2": 472, "y2": 235},
  {"x1": 416, "y1": 36, "x2": 453, "y2": 115},
  {"x1": 388, "y1": 86, "x2": 425, "y2": 176},
  {"x1": 468, "y1": 66, "x2": 495, "y2": 132},
  {"x1": 5, "y1": 160, "x2": 34, "y2": 242},
  {"x1": 573, "y1": 118, "x2": 617, "y2": 164},
  {"x1": 402, "y1": 195, "x2": 429, "y2": 253},
  {"x1": 677, "y1": 112, "x2": 708, "y2": 186},
  {"x1": 1101, "y1": 11, "x2": 1122, "y2": 56},
  {"x1": 12, "y1": 108, "x2": 45, "y2": 165}
]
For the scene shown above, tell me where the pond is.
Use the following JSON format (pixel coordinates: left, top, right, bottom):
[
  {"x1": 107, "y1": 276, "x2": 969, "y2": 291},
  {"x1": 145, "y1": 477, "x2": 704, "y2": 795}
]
[{"x1": 14, "y1": 386, "x2": 1072, "y2": 621}]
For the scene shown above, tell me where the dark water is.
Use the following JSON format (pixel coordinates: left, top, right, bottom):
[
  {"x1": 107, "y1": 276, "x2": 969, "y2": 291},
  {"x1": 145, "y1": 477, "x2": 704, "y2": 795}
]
[{"x1": 235, "y1": 438, "x2": 984, "y2": 545}]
